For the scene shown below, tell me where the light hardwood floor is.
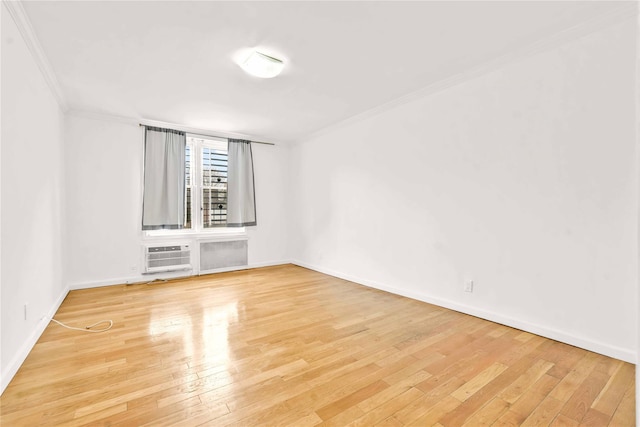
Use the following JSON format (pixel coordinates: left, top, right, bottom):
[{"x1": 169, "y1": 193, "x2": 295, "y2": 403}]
[{"x1": 0, "y1": 264, "x2": 634, "y2": 426}]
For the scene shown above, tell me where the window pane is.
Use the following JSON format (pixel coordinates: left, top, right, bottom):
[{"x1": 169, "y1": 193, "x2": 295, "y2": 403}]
[
  {"x1": 183, "y1": 144, "x2": 192, "y2": 229},
  {"x1": 184, "y1": 187, "x2": 192, "y2": 228},
  {"x1": 201, "y1": 145, "x2": 228, "y2": 227},
  {"x1": 185, "y1": 144, "x2": 191, "y2": 186}
]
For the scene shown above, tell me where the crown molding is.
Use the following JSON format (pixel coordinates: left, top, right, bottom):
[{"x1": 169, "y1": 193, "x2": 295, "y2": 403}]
[
  {"x1": 67, "y1": 109, "x2": 284, "y2": 145},
  {"x1": 302, "y1": 1, "x2": 638, "y2": 144},
  {"x1": 3, "y1": 0, "x2": 68, "y2": 111}
]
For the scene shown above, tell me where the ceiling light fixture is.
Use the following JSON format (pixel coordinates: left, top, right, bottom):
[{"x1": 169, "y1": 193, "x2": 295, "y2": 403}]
[{"x1": 240, "y1": 50, "x2": 284, "y2": 78}]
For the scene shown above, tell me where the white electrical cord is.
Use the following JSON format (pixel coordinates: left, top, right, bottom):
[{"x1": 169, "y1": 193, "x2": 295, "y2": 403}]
[{"x1": 51, "y1": 318, "x2": 113, "y2": 333}]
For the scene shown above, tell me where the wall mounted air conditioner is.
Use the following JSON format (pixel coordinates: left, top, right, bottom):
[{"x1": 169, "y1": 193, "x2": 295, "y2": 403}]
[{"x1": 143, "y1": 244, "x2": 192, "y2": 274}]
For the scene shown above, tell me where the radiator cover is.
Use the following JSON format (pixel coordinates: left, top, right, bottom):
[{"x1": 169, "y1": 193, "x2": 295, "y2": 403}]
[{"x1": 199, "y1": 239, "x2": 248, "y2": 272}]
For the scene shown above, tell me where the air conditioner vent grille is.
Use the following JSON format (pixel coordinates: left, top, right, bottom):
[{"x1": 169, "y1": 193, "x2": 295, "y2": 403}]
[
  {"x1": 144, "y1": 244, "x2": 192, "y2": 273},
  {"x1": 148, "y1": 245, "x2": 183, "y2": 253}
]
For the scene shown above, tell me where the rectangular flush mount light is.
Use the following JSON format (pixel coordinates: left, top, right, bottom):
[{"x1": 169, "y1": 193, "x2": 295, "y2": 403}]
[{"x1": 240, "y1": 50, "x2": 284, "y2": 78}]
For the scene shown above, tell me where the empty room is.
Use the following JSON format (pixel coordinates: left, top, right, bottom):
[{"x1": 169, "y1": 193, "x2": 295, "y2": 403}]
[{"x1": 1, "y1": 1, "x2": 638, "y2": 426}]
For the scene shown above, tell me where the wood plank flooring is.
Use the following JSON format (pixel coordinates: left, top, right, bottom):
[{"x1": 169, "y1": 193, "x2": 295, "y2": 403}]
[{"x1": 0, "y1": 264, "x2": 635, "y2": 426}]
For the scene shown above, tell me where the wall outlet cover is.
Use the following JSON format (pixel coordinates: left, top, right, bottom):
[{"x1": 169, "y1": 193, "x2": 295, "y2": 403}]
[{"x1": 464, "y1": 280, "x2": 474, "y2": 293}]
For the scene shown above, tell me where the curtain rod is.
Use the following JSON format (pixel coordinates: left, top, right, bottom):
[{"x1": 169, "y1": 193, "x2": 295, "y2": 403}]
[{"x1": 139, "y1": 123, "x2": 275, "y2": 146}]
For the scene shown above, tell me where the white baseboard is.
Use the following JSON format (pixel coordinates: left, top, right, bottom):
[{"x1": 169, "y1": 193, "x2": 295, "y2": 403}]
[
  {"x1": 292, "y1": 260, "x2": 636, "y2": 364},
  {"x1": 198, "y1": 260, "x2": 292, "y2": 275},
  {"x1": 1, "y1": 285, "x2": 70, "y2": 395},
  {"x1": 69, "y1": 270, "x2": 192, "y2": 290},
  {"x1": 246, "y1": 260, "x2": 293, "y2": 269},
  {"x1": 68, "y1": 260, "x2": 292, "y2": 290}
]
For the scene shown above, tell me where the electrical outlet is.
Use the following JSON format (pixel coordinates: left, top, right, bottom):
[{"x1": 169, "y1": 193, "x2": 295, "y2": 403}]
[
  {"x1": 464, "y1": 280, "x2": 474, "y2": 293},
  {"x1": 130, "y1": 265, "x2": 137, "y2": 272}
]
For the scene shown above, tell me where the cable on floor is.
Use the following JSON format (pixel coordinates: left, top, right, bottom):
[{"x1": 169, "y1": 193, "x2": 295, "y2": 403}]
[
  {"x1": 145, "y1": 278, "x2": 169, "y2": 285},
  {"x1": 50, "y1": 318, "x2": 113, "y2": 333}
]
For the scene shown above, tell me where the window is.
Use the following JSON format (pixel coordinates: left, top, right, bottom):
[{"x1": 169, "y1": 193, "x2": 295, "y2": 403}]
[
  {"x1": 142, "y1": 127, "x2": 256, "y2": 235},
  {"x1": 183, "y1": 135, "x2": 233, "y2": 231}
]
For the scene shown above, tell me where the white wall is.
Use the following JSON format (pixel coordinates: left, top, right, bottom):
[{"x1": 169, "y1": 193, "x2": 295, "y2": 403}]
[
  {"x1": 64, "y1": 116, "x2": 142, "y2": 286},
  {"x1": 64, "y1": 113, "x2": 290, "y2": 288},
  {"x1": 290, "y1": 18, "x2": 637, "y2": 362},
  {"x1": 246, "y1": 141, "x2": 290, "y2": 266},
  {"x1": 1, "y1": 7, "x2": 67, "y2": 391},
  {"x1": 636, "y1": 12, "x2": 640, "y2": 426}
]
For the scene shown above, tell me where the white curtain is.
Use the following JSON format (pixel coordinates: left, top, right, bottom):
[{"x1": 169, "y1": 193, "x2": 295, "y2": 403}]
[
  {"x1": 227, "y1": 139, "x2": 257, "y2": 226},
  {"x1": 142, "y1": 127, "x2": 186, "y2": 230}
]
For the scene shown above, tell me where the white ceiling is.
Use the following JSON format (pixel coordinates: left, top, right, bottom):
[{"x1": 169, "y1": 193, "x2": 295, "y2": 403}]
[{"x1": 22, "y1": 1, "x2": 629, "y2": 143}]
